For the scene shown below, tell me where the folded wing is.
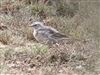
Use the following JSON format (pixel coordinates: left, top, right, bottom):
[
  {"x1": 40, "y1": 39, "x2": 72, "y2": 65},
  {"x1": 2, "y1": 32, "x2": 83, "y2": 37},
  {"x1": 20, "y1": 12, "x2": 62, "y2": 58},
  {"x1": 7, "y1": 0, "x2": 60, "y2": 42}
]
[{"x1": 40, "y1": 28, "x2": 68, "y2": 39}]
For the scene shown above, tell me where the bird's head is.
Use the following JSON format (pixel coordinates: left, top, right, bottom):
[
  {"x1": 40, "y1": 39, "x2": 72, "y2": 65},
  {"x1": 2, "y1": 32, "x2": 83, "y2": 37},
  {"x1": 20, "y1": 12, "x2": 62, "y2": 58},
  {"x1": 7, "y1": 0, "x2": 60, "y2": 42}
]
[{"x1": 29, "y1": 21, "x2": 44, "y2": 30}]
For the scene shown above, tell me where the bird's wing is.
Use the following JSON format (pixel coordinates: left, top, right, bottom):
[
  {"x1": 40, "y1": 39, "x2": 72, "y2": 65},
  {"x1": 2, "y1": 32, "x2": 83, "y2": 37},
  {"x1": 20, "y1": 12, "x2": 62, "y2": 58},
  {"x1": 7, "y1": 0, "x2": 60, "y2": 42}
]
[
  {"x1": 37, "y1": 28, "x2": 57, "y2": 44},
  {"x1": 39, "y1": 28, "x2": 68, "y2": 39},
  {"x1": 51, "y1": 32, "x2": 67, "y2": 39},
  {"x1": 38, "y1": 28, "x2": 56, "y2": 36}
]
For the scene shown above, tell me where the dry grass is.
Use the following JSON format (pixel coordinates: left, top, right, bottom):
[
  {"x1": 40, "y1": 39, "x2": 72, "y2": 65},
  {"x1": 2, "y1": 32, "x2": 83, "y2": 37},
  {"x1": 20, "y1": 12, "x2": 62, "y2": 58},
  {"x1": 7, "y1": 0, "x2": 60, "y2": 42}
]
[
  {"x1": 0, "y1": 40, "x2": 97, "y2": 75},
  {"x1": 0, "y1": 0, "x2": 99, "y2": 75}
]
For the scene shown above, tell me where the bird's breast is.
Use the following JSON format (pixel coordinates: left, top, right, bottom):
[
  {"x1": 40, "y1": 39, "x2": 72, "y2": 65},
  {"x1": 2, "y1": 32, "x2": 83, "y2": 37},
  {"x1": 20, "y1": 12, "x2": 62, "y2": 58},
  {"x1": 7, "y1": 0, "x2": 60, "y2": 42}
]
[
  {"x1": 33, "y1": 30, "x2": 48, "y2": 43},
  {"x1": 33, "y1": 30, "x2": 37, "y2": 37}
]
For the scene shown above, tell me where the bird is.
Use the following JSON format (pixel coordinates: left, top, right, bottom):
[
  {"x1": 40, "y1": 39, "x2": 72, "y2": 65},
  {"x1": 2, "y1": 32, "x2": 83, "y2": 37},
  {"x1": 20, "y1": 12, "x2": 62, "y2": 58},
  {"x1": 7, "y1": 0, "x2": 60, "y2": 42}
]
[{"x1": 29, "y1": 21, "x2": 70, "y2": 46}]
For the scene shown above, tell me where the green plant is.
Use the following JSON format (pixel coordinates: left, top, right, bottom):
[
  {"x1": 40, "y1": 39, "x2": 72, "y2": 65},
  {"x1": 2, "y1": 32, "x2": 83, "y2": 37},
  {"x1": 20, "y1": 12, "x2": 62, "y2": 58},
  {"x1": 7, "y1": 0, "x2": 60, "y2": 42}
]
[{"x1": 31, "y1": 43, "x2": 48, "y2": 54}]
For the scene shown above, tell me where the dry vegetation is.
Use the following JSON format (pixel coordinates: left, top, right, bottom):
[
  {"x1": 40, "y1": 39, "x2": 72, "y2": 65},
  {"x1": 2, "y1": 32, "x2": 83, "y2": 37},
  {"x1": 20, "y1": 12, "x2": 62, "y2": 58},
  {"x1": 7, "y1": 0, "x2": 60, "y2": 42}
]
[{"x1": 0, "y1": 0, "x2": 100, "y2": 75}]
